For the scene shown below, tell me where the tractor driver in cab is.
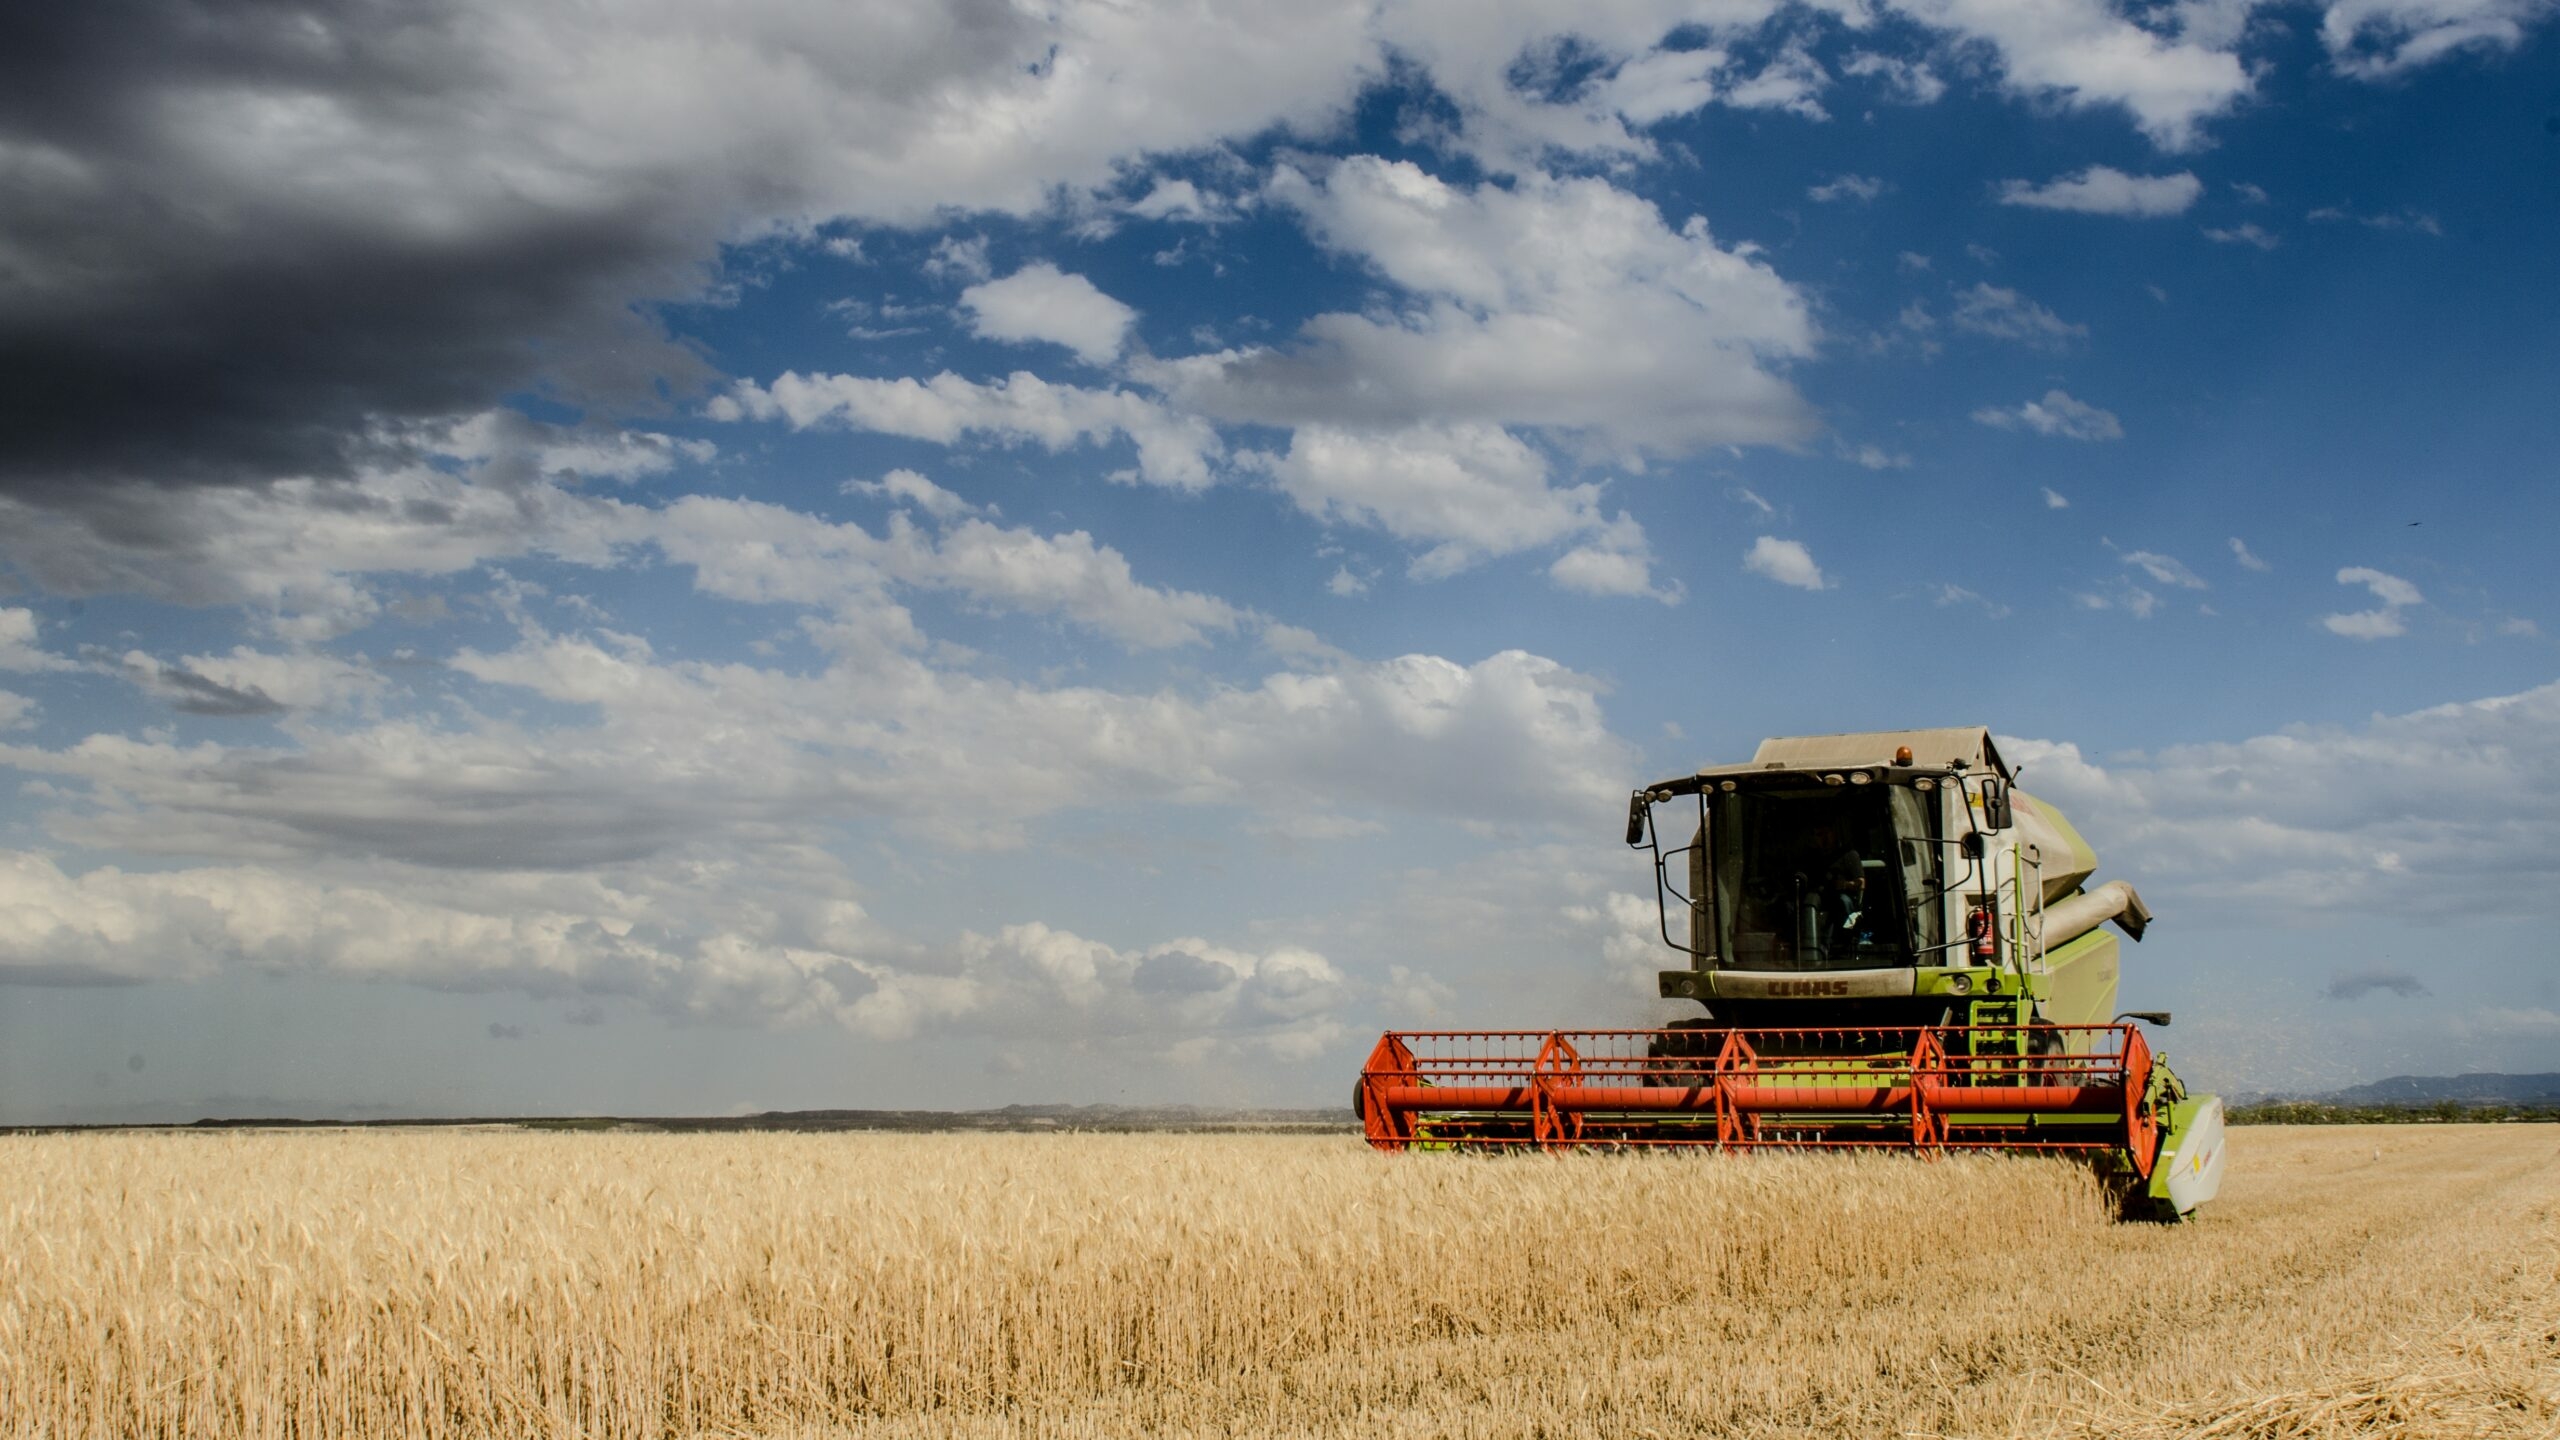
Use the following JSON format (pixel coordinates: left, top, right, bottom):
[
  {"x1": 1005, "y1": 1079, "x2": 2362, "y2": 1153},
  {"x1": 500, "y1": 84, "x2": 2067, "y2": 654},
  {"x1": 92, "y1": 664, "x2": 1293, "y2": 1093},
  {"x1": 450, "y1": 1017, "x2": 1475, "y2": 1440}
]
[{"x1": 1821, "y1": 852, "x2": 1882, "y2": 957}]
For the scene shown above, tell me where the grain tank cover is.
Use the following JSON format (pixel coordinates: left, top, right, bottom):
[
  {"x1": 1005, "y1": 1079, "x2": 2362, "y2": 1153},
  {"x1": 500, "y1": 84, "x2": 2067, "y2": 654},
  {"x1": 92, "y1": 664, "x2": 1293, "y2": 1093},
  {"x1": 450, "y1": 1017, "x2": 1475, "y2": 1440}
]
[
  {"x1": 1751, "y1": 727, "x2": 2010, "y2": 778},
  {"x1": 2011, "y1": 789, "x2": 2101, "y2": 907}
]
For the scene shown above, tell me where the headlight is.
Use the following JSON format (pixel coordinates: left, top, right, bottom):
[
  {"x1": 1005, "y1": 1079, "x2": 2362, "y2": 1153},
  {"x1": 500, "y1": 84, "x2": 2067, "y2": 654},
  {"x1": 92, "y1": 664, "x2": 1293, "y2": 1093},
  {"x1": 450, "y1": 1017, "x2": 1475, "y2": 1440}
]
[{"x1": 1947, "y1": 972, "x2": 1974, "y2": 996}]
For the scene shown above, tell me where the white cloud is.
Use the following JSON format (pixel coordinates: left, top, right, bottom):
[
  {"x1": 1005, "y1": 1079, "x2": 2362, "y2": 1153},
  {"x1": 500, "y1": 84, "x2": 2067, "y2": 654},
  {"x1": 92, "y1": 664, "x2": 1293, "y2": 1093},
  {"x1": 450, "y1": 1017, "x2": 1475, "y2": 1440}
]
[
  {"x1": 0, "y1": 847, "x2": 1352, "y2": 1052},
  {"x1": 651, "y1": 495, "x2": 1244, "y2": 651},
  {"x1": 1743, "y1": 536, "x2": 1830, "y2": 591},
  {"x1": 2121, "y1": 549, "x2": 2209, "y2": 589},
  {"x1": 2204, "y1": 222, "x2": 2282, "y2": 249},
  {"x1": 0, "y1": 691, "x2": 33, "y2": 731},
  {"x1": 1950, "y1": 284, "x2": 2086, "y2": 348},
  {"x1": 1808, "y1": 173, "x2": 1886, "y2": 204},
  {"x1": 1157, "y1": 158, "x2": 1817, "y2": 459},
  {"x1": 2000, "y1": 676, "x2": 2560, "y2": 923},
  {"x1": 4, "y1": 636, "x2": 1636, "y2": 873},
  {"x1": 1124, "y1": 178, "x2": 1237, "y2": 224},
  {"x1": 1249, "y1": 425, "x2": 1678, "y2": 600},
  {"x1": 842, "y1": 469, "x2": 989, "y2": 522},
  {"x1": 2322, "y1": 610, "x2": 2404, "y2": 639},
  {"x1": 1887, "y1": 0, "x2": 2253, "y2": 149},
  {"x1": 2320, "y1": 0, "x2": 2560, "y2": 77},
  {"x1": 1973, "y1": 389, "x2": 2124, "y2": 441},
  {"x1": 1373, "y1": 8, "x2": 1843, "y2": 168},
  {"x1": 959, "y1": 263, "x2": 1138, "y2": 365},
  {"x1": 1997, "y1": 166, "x2": 2204, "y2": 216},
  {"x1": 1327, "y1": 566, "x2": 1370, "y2": 598},
  {"x1": 1548, "y1": 513, "x2": 1682, "y2": 605},
  {"x1": 922, "y1": 235, "x2": 994, "y2": 284},
  {"x1": 1251, "y1": 425, "x2": 1577, "y2": 577},
  {"x1": 0, "y1": 609, "x2": 78, "y2": 673},
  {"x1": 713, "y1": 370, "x2": 1220, "y2": 491},
  {"x1": 1843, "y1": 50, "x2": 1948, "y2": 103},
  {"x1": 2043, "y1": 487, "x2": 2072, "y2": 509},
  {"x1": 2323, "y1": 566, "x2": 2424, "y2": 639},
  {"x1": 2230, "y1": 537, "x2": 2271, "y2": 572}
]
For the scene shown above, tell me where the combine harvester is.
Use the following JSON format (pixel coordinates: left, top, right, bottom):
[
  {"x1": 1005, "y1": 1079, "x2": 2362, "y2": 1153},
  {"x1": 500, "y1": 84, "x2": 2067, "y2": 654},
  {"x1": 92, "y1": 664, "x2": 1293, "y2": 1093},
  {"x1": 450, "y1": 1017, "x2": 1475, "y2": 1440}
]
[{"x1": 1357, "y1": 728, "x2": 2226, "y2": 1221}]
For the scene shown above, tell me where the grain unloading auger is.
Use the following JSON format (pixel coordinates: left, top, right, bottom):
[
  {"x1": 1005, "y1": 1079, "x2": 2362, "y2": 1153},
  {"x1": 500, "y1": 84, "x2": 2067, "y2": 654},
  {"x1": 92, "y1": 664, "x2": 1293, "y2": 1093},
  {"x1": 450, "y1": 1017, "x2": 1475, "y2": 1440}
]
[{"x1": 1357, "y1": 727, "x2": 2227, "y2": 1221}]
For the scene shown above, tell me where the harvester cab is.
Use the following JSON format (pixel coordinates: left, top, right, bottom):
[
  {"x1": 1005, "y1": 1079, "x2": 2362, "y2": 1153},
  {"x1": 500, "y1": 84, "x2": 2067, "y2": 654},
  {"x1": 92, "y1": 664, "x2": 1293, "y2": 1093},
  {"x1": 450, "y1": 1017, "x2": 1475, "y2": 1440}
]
[
  {"x1": 1357, "y1": 727, "x2": 2227, "y2": 1223},
  {"x1": 1633, "y1": 728, "x2": 2139, "y2": 1038}
]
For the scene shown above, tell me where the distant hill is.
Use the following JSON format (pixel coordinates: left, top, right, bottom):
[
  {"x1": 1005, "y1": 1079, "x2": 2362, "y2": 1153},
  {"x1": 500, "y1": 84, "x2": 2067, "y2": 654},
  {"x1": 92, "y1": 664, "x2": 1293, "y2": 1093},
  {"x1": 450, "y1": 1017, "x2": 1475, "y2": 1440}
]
[
  {"x1": 2325, "y1": 1073, "x2": 2560, "y2": 1105},
  {"x1": 0, "y1": 1103, "x2": 1358, "y2": 1135}
]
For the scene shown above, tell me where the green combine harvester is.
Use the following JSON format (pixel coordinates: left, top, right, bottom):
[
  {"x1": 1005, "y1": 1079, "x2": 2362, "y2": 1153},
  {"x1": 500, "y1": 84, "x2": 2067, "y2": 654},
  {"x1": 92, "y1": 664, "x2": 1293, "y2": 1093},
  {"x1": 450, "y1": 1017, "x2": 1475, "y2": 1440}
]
[{"x1": 1357, "y1": 727, "x2": 2227, "y2": 1222}]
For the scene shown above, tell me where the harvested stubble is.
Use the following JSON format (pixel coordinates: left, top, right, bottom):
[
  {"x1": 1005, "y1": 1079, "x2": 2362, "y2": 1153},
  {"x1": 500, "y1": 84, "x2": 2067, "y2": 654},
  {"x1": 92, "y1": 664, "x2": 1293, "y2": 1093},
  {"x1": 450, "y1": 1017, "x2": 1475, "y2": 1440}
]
[{"x1": 1, "y1": 1126, "x2": 2553, "y2": 1439}]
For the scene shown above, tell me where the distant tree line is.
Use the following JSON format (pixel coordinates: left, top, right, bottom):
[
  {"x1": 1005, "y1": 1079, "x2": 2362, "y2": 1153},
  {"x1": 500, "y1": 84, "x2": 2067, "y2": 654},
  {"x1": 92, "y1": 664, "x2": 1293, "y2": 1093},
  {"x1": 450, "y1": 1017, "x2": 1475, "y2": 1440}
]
[{"x1": 2227, "y1": 1100, "x2": 2560, "y2": 1125}]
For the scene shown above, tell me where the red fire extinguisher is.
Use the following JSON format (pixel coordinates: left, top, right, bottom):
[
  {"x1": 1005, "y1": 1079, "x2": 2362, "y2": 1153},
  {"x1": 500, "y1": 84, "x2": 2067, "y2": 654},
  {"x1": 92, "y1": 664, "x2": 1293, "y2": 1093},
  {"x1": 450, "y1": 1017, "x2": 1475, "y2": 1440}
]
[{"x1": 1967, "y1": 904, "x2": 1998, "y2": 961}]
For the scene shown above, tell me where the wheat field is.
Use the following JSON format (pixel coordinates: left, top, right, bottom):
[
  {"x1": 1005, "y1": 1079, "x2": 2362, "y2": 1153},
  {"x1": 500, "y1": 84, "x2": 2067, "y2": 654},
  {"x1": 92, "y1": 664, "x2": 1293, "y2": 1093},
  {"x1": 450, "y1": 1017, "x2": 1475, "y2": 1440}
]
[{"x1": 0, "y1": 1125, "x2": 2552, "y2": 1439}]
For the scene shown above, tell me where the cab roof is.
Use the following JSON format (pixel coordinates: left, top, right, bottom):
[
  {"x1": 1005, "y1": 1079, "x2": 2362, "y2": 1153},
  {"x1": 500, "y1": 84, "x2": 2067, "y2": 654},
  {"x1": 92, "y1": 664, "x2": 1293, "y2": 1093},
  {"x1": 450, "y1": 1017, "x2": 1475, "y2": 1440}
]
[{"x1": 1748, "y1": 727, "x2": 2008, "y2": 779}]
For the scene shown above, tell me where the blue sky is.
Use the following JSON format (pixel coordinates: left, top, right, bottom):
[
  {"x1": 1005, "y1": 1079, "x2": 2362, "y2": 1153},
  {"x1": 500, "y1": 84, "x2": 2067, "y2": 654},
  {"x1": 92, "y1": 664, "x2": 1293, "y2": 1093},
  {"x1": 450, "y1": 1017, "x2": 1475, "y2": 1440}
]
[{"x1": 1, "y1": 0, "x2": 2556, "y2": 1120}]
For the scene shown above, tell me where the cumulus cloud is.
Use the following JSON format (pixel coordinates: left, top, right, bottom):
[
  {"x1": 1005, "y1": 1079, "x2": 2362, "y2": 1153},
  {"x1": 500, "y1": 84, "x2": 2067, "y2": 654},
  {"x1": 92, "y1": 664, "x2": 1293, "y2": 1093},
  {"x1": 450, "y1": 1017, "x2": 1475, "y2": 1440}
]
[
  {"x1": 651, "y1": 495, "x2": 1245, "y2": 651},
  {"x1": 1548, "y1": 514, "x2": 1683, "y2": 605},
  {"x1": 1371, "y1": 9, "x2": 1846, "y2": 167},
  {"x1": 1246, "y1": 424, "x2": 1671, "y2": 599},
  {"x1": 1997, "y1": 167, "x2": 2204, "y2": 216},
  {"x1": 1888, "y1": 0, "x2": 2252, "y2": 149},
  {"x1": 0, "y1": 609, "x2": 78, "y2": 673},
  {"x1": 1744, "y1": 536, "x2": 1830, "y2": 591},
  {"x1": 1950, "y1": 284, "x2": 2086, "y2": 348},
  {"x1": 713, "y1": 370, "x2": 1220, "y2": 490},
  {"x1": 959, "y1": 264, "x2": 1138, "y2": 365},
  {"x1": 2320, "y1": 0, "x2": 2560, "y2": 77},
  {"x1": 2043, "y1": 487, "x2": 2072, "y2": 509},
  {"x1": 1124, "y1": 178, "x2": 1239, "y2": 224},
  {"x1": 841, "y1": 469, "x2": 990, "y2": 522},
  {"x1": 2324, "y1": 565, "x2": 2424, "y2": 639},
  {"x1": 2000, "y1": 677, "x2": 2560, "y2": 923},
  {"x1": 1156, "y1": 158, "x2": 1817, "y2": 459},
  {"x1": 1973, "y1": 390, "x2": 2124, "y2": 441},
  {"x1": 1252, "y1": 425, "x2": 1591, "y2": 580},
  {"x1": 0, "y1": 848, "x2": 1352, "y2": 1053},
  {"x1": 4, "y1": 630, "x2": 1635, "y2": 871}
]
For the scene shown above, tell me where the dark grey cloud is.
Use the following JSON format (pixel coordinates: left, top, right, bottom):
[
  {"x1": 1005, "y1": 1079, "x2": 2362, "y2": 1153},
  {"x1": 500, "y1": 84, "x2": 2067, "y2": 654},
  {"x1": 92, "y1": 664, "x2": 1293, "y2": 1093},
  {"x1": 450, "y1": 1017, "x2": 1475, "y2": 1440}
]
[
  {"x1": 487, "y1": 1021, "x2": 525, "y2": 1040},
  {"x1": 2324, "y1": 968, "x2": 2431, "y2": 1001},
  {"x1": 0, "y1": 1, "x2": 729, "y2": 497},
  {"x1": 134, "y1": 662, "x2": 287, "y2": 717}
]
